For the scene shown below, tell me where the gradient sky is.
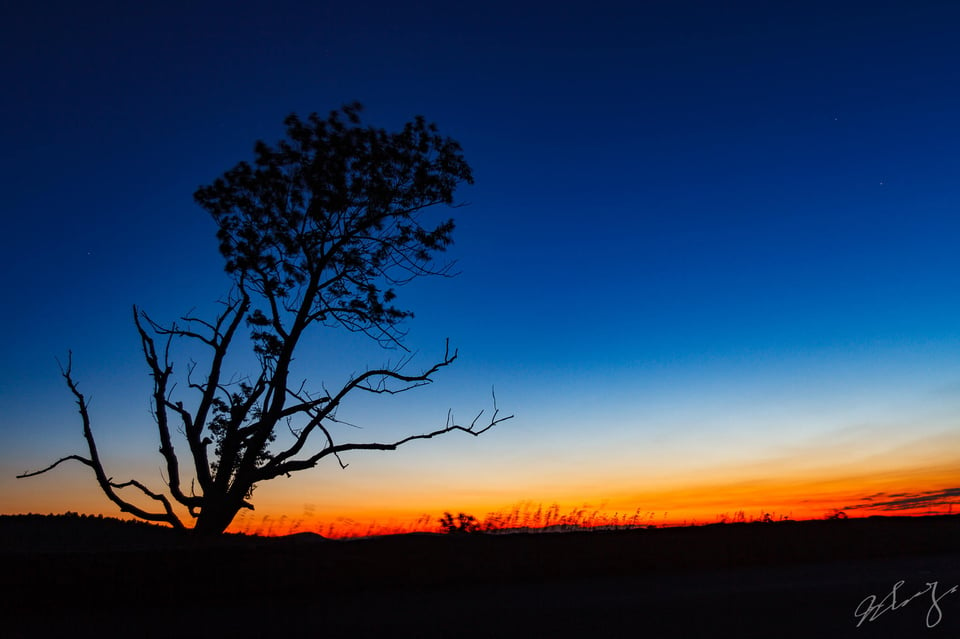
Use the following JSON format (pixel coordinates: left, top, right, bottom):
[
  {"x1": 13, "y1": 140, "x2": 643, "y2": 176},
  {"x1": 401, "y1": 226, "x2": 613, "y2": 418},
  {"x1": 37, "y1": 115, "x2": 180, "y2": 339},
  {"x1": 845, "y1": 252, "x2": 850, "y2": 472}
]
[{"x1": 3, "y1": 0, "x2": 960, "y2": 534}]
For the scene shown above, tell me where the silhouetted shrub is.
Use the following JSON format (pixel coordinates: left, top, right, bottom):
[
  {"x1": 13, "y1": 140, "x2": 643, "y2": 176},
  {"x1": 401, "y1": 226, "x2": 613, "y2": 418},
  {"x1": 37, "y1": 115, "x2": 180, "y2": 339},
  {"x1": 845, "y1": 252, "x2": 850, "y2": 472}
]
[{"x1": 439, "y1": 512, "x2": 479, "y2": 534}]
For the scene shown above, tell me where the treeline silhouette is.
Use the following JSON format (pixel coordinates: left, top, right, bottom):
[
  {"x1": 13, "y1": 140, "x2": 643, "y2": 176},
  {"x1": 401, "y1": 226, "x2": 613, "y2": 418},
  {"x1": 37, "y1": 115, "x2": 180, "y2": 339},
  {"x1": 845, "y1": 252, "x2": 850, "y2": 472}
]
[{"x1": 0, "y1": 512, "x2": 195, "y2": 552}]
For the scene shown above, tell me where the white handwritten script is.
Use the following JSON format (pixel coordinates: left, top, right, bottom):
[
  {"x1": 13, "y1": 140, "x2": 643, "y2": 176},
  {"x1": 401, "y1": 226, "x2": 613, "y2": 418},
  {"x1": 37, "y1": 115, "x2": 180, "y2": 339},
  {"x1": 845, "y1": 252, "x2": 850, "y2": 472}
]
[{"x1": 855, "y1": 579, "x2": 959, "y2": 628}]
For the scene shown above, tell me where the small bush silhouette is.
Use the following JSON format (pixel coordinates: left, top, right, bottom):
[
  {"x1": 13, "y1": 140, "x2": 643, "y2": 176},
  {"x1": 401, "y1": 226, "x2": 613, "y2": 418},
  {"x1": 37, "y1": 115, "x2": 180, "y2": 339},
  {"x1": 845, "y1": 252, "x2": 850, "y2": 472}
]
[{"x1": 439, "y1": 512, "x2": 479, "y2": 534}]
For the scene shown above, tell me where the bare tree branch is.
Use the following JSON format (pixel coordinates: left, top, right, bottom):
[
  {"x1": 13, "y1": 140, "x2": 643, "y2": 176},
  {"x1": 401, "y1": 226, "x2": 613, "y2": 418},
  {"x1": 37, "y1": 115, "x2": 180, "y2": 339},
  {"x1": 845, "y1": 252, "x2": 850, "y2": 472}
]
[
  {"x1": 133, "y1": 308, "x2": 200, "y2": 513},
  {"x1": 261, "y1": 389, "x2": 513, "y2": 480},
  {"x1": 17, "y1": 454, "x2": 95, "y2": 478},
  {"x1": 261, "y1": 340, "x2": 459, "y2": 475},
  {"x1": 18, "y1": 353, "x2": 185, "y2": 529}
]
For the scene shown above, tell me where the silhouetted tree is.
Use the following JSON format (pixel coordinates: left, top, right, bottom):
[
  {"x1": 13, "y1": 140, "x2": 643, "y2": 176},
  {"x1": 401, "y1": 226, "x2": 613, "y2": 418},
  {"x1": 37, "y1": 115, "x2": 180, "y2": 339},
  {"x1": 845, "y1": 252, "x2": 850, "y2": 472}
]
[{"x1": 19, "y1": 103, "x2": 511, "y2": 536}]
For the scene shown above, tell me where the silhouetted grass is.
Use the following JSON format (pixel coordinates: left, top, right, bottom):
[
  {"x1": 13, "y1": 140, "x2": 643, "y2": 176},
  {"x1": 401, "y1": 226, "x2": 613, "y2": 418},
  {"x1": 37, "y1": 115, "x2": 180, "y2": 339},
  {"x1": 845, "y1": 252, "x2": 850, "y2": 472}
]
[
  {"x1": 33, "y1": 499, "x2": 954, "y2": 540},
  {"x1": 221, "y1": 499, "x2": 916, "y2": 538}
]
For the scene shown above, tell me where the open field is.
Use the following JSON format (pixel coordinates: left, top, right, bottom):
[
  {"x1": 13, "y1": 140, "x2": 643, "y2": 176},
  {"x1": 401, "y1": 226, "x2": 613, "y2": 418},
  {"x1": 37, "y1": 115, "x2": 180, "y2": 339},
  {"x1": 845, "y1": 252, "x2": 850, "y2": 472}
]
[{"x1": 4, "y1": 514, "x2": 960, "y2": 638}]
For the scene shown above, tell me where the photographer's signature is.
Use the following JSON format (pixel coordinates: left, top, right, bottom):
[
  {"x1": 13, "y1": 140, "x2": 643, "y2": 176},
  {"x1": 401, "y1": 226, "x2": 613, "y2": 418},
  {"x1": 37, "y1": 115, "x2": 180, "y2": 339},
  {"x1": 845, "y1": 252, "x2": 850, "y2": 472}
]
[{"x1": 855, "y1": 579, "x2": 959, "y2": 628}]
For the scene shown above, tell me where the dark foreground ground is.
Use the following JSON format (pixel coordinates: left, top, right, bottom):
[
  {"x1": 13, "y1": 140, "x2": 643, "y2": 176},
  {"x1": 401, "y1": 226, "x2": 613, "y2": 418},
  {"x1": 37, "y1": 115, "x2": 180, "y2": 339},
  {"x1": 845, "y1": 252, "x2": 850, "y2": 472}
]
[{"x1": 3, "y1": 514, "x2": 960, "y2": 638}]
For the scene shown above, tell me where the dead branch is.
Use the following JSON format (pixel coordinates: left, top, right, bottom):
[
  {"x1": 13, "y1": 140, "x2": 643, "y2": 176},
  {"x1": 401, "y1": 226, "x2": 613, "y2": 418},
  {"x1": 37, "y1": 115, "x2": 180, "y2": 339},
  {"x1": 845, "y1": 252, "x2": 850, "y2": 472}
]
[
  {"x1": 17, "y1": 353, "x2": 185, "y2": 529},
  {"x1": 259, "y1": 388, "x2": 513, "y2": 480},
  {"x1": 17, "y1": 454, "x2": 95, "y2": 478}
]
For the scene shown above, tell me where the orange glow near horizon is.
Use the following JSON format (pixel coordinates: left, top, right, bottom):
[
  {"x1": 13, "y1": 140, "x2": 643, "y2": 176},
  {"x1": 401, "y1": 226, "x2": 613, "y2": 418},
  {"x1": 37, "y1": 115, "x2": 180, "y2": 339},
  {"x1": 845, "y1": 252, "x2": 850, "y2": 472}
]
[
  {"x1": 7, "y1": 439, "x2": 959, "y2": 538},
  {"x1": 217, "y1": 461, "x2": 960, "y2": 537},
  {"x1": 8, "y1": 478, "x2": 957, "y2": 539},
  {"x1": 222, "y1": 499, "x2": 958, "y2": 539}
]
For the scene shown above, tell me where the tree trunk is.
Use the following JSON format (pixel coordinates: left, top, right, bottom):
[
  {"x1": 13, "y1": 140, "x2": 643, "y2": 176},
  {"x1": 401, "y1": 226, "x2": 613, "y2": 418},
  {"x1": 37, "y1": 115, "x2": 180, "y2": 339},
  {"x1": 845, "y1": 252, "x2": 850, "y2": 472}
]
[{"x1": 193, "y1": 501, "x2": 241, "y2": 537}]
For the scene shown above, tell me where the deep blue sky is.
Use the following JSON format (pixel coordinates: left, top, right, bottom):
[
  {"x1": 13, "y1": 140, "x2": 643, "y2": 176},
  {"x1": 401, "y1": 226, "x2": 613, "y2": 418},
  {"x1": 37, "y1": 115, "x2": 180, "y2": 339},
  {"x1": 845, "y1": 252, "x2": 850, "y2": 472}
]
[{"x1": 3, "y1": 1, "x2": 960, "y2": 522}]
